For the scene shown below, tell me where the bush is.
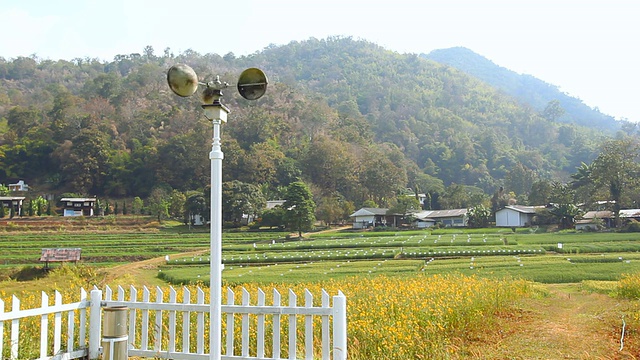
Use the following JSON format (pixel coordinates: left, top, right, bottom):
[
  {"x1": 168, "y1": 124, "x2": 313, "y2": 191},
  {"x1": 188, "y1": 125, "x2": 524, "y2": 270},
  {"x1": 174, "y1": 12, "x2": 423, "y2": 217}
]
[
  {"x1": 622, "y1": 219, "x2": 640, "y2": 233},
  {"x1": 617, "y1": 273, "x2": 640, "y2": 299}
]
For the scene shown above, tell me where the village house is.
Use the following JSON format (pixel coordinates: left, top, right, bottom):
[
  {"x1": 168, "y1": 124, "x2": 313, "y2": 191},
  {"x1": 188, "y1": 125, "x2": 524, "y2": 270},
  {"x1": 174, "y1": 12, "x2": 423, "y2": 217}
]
[
  {"x1": 60, "y1": 198, "x2": 96, "y2": 217},
  {"x1": 8, "y1": 180, "x2": 29, "y2": 192},
  {"x1": 0, "y1": 196, "x2": 25, "y2": 216},
  {"x1": 576, "y1": 209, "x2": 640, "y2": 230},
  {"x1": 349, "y1": 208, "x2": 403, "y2": 229},
  {"x1": 412, "y1": 208, "x2": 469, "y2": 228}
]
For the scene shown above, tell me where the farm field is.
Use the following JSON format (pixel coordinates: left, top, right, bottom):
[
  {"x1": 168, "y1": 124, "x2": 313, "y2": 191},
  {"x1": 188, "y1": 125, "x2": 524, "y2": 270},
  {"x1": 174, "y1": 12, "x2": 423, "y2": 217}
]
[
  {"x1": 3, "y1": 222, "x2": 640, "y2": 285},
  {"x1": 3, "y1": 221, "x2": 640, "y2": 358}
]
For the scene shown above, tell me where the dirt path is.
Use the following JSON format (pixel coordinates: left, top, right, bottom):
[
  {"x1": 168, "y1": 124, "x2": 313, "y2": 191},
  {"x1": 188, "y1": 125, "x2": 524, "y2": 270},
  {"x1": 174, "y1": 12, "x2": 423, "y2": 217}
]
[
  {"x1": 465, "y1": 284, "x2": 639, "y2": 359},
  {"x1": 99, "y1": 248, "x2": 209, "y2": 286}
]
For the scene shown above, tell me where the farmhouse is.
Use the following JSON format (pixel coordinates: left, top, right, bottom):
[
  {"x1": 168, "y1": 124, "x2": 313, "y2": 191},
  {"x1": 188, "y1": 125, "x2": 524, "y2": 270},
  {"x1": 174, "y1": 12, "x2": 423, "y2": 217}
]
[
  {"x1": 576, "y1": 210, "x2": 613, "y2": 230},
  {"x1": 60, "y1": 198, "x2": 96, "y2": 217},
  {"x1": 412, "y1": 208, "x2": 468, "y2": 228},
  {"x1": 349, "y1": 208, "x2": 403, "y2": 229},
  {"x1": 495, "y1": 205, "x2": 544, "y2": 227},
  {"x1": 8, "y1": 180, "x2": 29, "y2": 192},
  {"x1": 0, "y1": 196, "x2": 25, "y2": 216}
]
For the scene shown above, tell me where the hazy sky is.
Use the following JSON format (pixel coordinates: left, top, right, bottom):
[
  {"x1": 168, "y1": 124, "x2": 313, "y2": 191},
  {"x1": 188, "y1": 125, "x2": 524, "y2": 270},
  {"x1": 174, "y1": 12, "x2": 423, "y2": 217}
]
[{"x1": 0, "y1": 0, "x2": 637, "y2": 122}]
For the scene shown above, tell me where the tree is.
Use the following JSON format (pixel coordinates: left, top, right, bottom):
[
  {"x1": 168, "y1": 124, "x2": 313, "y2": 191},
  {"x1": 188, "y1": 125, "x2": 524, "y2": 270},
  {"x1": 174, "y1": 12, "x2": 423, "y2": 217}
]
[
  {"x1": 504, "y1": 162, "x2": 537, "y2": 198},
  {"x1": 147, "y1": 187, "x2": 170, "y2": 222},
  {"x1": 184, "y1": 192, "x2": 208, "y2": 226},
  {"x1": 316, "y1": 196, "x2": 344, "y2": 226},
  {"x1": 388, "y1": 196, "x2": 421, "y2": 217},
  {"x1": 169, "y1": 190, "x2": 186, "y2": 220},
  {"x1": 132, "y1": 197, "x2": 144, "y2": 215},
  {"x1": 546, "y1": 182, "x2": 581, "y2": 228},
  {"x1": 32, "y1": 196, "x2": 47, "y2": 216},
  {"x1": 283, "y1": 182, "x2": 316, "y2": 238},
  {"x1": 260, "y1": 206, "x2": 286, "y2": 229},
  {"x1": 589, "y1": 139, "x2": 640, "y2": 227},
  {"x1": 541, "y1": 99, "x2": 565, "y2": 122},
  {"x1": 467, "y1": 204, "x2": 492, "y2": 228},
  {"x1": 529, "y1": 180, "x2": 553, "y2": 205},
  {"x1": 441, "y1": 183, "x2": 466, "y2": 209},
  {"x1": 222, "y1": 181, "x2": 266, "y2": 226}
]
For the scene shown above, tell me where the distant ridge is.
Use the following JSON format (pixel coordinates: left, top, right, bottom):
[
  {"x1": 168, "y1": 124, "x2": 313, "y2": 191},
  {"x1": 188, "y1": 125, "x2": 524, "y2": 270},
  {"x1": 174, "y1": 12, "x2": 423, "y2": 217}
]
[{"x1": 422, "y1": 47, "x2": 620, "y2": 133}]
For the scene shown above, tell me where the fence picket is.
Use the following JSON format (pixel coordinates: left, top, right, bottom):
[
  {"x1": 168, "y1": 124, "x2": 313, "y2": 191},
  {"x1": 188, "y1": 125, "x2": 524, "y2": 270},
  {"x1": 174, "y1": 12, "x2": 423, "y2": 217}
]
[
  {"x1": 105, "y1": 285, "x2": 113, "y2": 301},
  {"x1": 40, "y1": 292, "x2": 48, "y2": 359},
  {"x1": 117, "y1": 285, "x2": 125, "y2": 301},
  {"x1": 196, "y1": 287, "x2": 205, "y2": 354},
  {"x1": 256, "y1": 288, "x2": 266, "y2": 359},
  {"x1": 169, "y1": 286, "x2": 177, "y2": 353},
  {"x1": 226, "y1": 287, "x2": 235, "y2": 356},
  {"x1": 54, "y1": 291, "x2": 62, "y2": 354},
  {"x1": 79, "y1": 288, "x2": 87, "y2": 347},
  {"x1": 321, "y1": 290, "x2": 330, "y2": 360},
  {"x1": 155, "y1": 287, "x2": 164, "y2": 352},
  {"x1": 273, "y1": 289, "x2": 281, "y2": 359},
  {"x1": 11, "y1": 295, "x2": 19, "y2": 360},
  {"x1": 242, "y1": 288, "x2": 250, "y2": 357},
  {"x1": 305, "y1": 289, "x2": 313, "y2": 360},
  {"x1": 129, "y1": 285, "x2": 138, "y2": 350},
  {"x1": 67, "y1": 308, "x2": 75, "y2": 355},
  {"x1": 288, "y1": 289, "x2": 297, "y2": 360},
  {"x1": 182, "y1": 287, "x2": 191, "y2": 353},
  {"x1": 141, "y1": 286, "x2": 150, "y2": 351}
]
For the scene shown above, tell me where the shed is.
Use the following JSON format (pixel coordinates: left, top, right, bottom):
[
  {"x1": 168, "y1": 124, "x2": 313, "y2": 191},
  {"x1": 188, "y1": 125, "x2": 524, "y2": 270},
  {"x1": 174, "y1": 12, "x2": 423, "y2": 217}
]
[{"x1": 495, "y1": 205, "x2": 543, "y2": 227}]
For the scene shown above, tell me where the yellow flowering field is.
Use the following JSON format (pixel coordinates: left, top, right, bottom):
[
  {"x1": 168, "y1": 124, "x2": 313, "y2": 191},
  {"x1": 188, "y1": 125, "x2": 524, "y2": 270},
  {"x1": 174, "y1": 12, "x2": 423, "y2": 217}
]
[{"x1": 1, "y1": 271, "x2": 533, "y2": 359}]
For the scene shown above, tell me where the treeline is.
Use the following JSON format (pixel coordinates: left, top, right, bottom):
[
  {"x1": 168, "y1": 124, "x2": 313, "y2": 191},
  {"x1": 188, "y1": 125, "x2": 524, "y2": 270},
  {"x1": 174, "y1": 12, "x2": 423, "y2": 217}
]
[{"x1": 1, "y1": 37, "x2": 638, "y2": 219}]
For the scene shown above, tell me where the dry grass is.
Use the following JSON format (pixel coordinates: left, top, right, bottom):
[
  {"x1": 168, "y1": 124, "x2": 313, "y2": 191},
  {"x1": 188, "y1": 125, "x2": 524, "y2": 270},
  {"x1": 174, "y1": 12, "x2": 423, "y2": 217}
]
[{"x1": 458, "y1": 283, "x2": 640, "y2": 359}]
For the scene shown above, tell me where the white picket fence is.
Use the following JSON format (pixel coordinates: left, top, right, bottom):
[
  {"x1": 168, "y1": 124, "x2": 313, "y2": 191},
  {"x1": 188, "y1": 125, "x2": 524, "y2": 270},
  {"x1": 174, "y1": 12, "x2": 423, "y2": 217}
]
[{"x1": 0, "y1": 286, "x2": 347, "y2": 360}]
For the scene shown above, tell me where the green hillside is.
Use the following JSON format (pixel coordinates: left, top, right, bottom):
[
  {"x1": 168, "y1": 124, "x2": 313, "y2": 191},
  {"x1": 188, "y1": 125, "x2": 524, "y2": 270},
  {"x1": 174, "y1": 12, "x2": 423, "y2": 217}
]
[
  {"x1": 0, "y1": 37, "x2": 633, "y2": 210},
  {"x1": 423, "y1": 46, "x2": 621, "y2": 132}
]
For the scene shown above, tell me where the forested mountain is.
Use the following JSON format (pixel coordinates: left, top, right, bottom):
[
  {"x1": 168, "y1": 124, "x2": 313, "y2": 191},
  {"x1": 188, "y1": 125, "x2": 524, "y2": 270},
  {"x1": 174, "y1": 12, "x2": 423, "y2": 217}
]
[
  {"x1": 423, "y1": 47, "x2": 621, "y2": 132},
  {"x1": 0, "y1": 37, "x2": 634, "y2": 210}
]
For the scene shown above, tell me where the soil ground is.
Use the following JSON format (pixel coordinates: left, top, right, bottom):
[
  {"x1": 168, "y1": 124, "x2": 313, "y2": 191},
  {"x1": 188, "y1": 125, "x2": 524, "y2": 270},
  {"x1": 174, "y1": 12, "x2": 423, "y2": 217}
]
[{"x1": 462, "y1": 284, "x2": 640, "y2": 359}]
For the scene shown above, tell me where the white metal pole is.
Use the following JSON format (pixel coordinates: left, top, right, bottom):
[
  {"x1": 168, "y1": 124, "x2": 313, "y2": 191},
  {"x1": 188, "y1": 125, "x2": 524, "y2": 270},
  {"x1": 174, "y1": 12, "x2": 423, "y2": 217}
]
[{"x1": 210, "y1": 119, "x2": 223, "y2": 360}]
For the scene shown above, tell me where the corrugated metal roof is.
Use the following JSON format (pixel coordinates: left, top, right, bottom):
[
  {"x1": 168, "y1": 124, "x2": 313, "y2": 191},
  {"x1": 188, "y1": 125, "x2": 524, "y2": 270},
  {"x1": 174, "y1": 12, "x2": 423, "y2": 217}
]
[
  {"x1": 501, "y1": 205, "x2": 545, "y2": 214},
  {"x1": 582, "y1": 210, "x2": 613, "y2": 219},
  {"x1": 350, "y1": 208, "x2": 389, "y2": 217}
]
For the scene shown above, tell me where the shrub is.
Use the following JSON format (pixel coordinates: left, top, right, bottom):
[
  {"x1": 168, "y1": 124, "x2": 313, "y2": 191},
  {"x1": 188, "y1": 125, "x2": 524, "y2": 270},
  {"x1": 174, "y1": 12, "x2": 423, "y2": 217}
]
[{"x1": 616, "y1": 273, "x2": 640, "y2": 299}]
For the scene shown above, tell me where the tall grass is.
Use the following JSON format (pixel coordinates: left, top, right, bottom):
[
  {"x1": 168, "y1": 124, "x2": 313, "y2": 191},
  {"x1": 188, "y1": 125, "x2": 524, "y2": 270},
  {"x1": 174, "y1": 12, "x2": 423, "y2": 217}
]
[{"x1": 1, "y1": 266, "x2": 534, "y2": 360}]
